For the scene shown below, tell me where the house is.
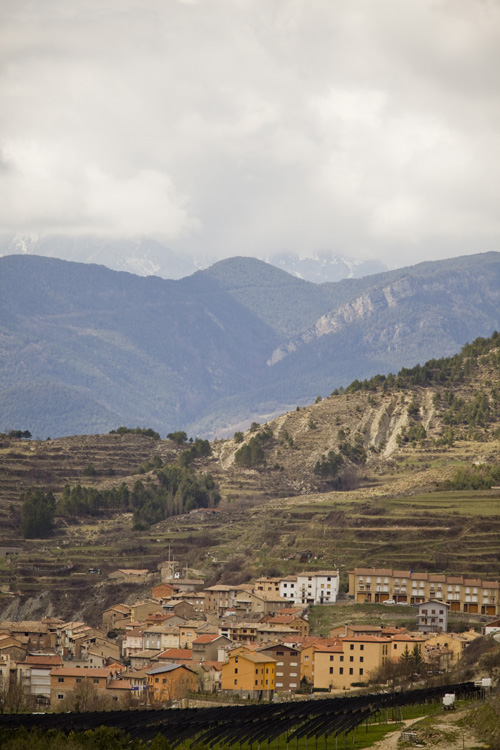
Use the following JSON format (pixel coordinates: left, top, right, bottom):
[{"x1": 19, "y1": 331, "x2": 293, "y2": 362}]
[
  {"x1": 130, "y1": 600, "x2": 163, "y2": 623},
  {"x1": 143, "y1": 624, "x2": 182, "y2": 652},
  {"x1": 146, "y1": 663, "x2": 198, "y2": 703},
  {"x1": 192, "y1": 634, "x2": 233, "y2": 662},
  {"x1": 262, "y1": 614, "x2": 309, "y2": 637},
  {"x1": 151, "y1": 582, "x2": 178, "y2": 601},
  {"x1": 106, "y1": 678, "x2": 132, "y2": 705},
  {"x1": 49, "y1": 666, "x2": 122, "y2": 709},
  {"x1": 102, "y1": 604, "x2": 132, "y2": 632},
  {"x1": 156, "y1": 648, "x2": 193, "y2": 664},
  {"x1": 0, "y1": 635, "x2": 26, "y2": 662},
  {"x1": 221, "y1": 650, "x2": 275, "y2": 698},
  {"x1": 258, "y1": 644, "x2": 301, "y2": 692},
  {"x1": 234, "y1": 590, "x2": 287, "y2": 617},
  {"x1": 349, "y1": 567, "x2": 499, "y2": 615},
  {"x1": 418, "y1": 601, "x2": 449, "y2": 633},
  {"x1": 220, "y1": 622, "x2": 259, "y2": 644},
  {"x1": 0, "y1": 620, "x2": 56, "y2": 651},
  {"x1": 256, "y1": 624, "x2": 300, "y2": 645},
  {"x1": 120, "y1": 667, "x2": 150, "y2": 699},
  {"x1": 483, "y1": 617, "x2": 500, "y2": 636},
  {"x1": 122, "y1": 627, "x2": 146, "y2": 657},
  {"x1": 129, "y1": 649, "x2": 161, "y2": 670},
  {"x1": 169, "y1": 591, "x2": 206, "y2": 614},
  {"x1": 253, "y1": 577, "x2": 282, "y2": 595},
  {"x1": 424, "y1": 630, "x2": 480, "y2": 668},
  {"x1": 195, "y1": 660, "x2": 222, "y2": 693},
  {"x1": 279, "y1": 571, "x2": 339, "y2": 605},
  {"x1": 19, "y1": 653, "x2": 63, "y2": 700},
  {"x1": 204, "y1": 585, "x2": 250, "y2": 616},
  {"x1": 162, "y1": 600, "x2": 196, "y2": 620},
  {"x1": 178, "y1": 620, "x2": 207, "y2": 649}
]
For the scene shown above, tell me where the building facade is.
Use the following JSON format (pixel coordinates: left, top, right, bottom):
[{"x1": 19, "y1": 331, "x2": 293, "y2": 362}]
[{"x1": 349, "y1": 568, "x2": 499, "y2": 615}]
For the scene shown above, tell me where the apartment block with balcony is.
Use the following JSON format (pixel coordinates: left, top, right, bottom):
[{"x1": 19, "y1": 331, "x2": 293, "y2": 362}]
[{"x1": 349, "y1": 568, "x2": 499, "y2": 615}]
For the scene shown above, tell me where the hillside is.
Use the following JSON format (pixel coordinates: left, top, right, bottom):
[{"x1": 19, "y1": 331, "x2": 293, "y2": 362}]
[
  {"x1": 1, "y1": 333, "x2": 500, "y2": 623},
  {"x1": 2, "y1": 252, "x2": 500, "y2": 439}
]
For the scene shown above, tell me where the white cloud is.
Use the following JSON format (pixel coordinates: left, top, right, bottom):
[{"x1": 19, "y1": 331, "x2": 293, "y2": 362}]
[{"x1": 0, "y1": 0, "x2": 499, "y2": 267}]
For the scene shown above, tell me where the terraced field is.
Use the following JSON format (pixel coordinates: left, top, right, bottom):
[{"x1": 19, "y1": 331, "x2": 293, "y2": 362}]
[{"x1": 1, "y1": 357, "x2": 500, "y2": 624}]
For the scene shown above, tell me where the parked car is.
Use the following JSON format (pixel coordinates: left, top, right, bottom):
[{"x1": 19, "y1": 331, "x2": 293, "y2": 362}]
[{"x1": 382, "y1": 599, "x2": 396, "y2": 605}]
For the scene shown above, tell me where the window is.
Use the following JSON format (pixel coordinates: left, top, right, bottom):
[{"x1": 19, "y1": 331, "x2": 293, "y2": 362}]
[
  {"x1": 339, "y1": 668, "x2": 343, "y2": 675},
  {"x1": 58, "y1": 677, "x2": 64, "y2": 683},
  {"x1": 93, "y1": 679, "x2": 99, "y2": 684},
  {"x1": 349, "y1": 668, "x2": 353, "y2": 675},
  {"x1": 350, "y1": 644, "x2": 354, "y2": 650},
  {"x1": 360, "y1": 657, "x2": 364, "y2": 663},
  {"x1": 234, "y1": 668, "x2": 238, "y2": 674},
  {"x1": 76, "y1": 678, "x2": 81, "y2": 684},
  {"x1": 234, "y1": 679, "x2": 238, "y2": 685},
  {"x1": 359, "y1": 669, "x2": 363, "y2": 676},
  {"x1": 340, "y1": 655, "x2": 344, "y2": 662},
  {"x1": 330, "y1": 655, "x2": 334, "y2": 661},
  {"x1": 329, "y1": 667, "x2": 333, "y2": 674},
  {"x1": 57, "y1": 694, "x2": 64, "y2": 700},
  {"x1": 360, "y1": 645, "x2": 364, "y2": 651},
  {"x1": 349, "y1": 656, "x2": 353, "y2": 662}
]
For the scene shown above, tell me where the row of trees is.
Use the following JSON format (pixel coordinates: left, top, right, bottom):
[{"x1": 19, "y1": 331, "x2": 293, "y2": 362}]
[
  {"x1": 345, "y1": 331, "x2": 500, "y2": 394},
  {"x1": 19, "y1": 439, "x2": 219, "y2": 536}
]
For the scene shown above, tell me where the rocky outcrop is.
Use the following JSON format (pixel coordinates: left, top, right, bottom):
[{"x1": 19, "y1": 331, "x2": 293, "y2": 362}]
[{"x1": 268, "y1": 276, "x2": 417, "y2": 365}]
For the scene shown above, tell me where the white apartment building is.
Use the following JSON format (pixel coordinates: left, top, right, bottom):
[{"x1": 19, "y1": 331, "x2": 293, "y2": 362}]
[{"x1": 279, "y1": 571, "x2": 339, "y2": 605}]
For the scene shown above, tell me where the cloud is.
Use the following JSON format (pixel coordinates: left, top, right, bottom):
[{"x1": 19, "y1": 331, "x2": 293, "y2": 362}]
[{"x1": 0, "y1": 0, "x2": 499, "y2": 267}]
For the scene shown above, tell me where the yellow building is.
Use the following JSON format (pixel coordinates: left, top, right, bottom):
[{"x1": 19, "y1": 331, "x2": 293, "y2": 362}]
[
  {"x1": 221, "y1": 651, "x2": 275, "y2": 698},
  {"x1": 313, "y1": 634, "x2": 425, "y2": 692},
  {"x1": 349, "y1": 568, "x2": 499, "y2": 615}
]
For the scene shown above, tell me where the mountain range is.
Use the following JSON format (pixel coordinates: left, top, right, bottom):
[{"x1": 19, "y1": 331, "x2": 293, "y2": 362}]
[
  {"x1": 0, "y1": 234, "x2": 387, "y2": 283},
  {"x1": 1, "y1": 251, "x2": 500, "y2": 439}
]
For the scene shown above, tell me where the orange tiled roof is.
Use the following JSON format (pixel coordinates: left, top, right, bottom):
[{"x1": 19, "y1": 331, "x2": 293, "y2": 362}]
[
  {"x1": 24, "y1": 654, "x2": 62, "y2": 666},
  {"x1": 157, "y1": 648, "x2": 193, "y2": 660}
]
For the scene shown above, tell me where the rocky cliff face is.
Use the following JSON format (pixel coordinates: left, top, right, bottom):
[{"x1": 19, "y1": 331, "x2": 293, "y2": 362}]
[{"x1": 268, "y1": 276, "x2": 418, "y2": 365}]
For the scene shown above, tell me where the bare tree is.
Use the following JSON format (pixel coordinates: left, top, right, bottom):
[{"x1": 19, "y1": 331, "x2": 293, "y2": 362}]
[
  {"x1": 0, "y1": 678, "x2": 36, "y2": 714},
  {"x1": 57, "y1": 681, "x2": 112, "y2": 712}
]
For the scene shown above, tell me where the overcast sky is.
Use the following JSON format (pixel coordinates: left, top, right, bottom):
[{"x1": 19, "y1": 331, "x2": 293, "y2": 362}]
[{"x1": 1, "y1": 0, "x2": 499, "y2": 268}]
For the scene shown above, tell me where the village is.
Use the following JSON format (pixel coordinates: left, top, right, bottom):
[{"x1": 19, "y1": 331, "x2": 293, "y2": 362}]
[{"x1": 1, "y1": 559, "x2": 499, "y2": 711}]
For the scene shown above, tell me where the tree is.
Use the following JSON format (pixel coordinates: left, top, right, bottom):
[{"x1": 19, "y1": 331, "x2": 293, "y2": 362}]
[
  {"x1": 167, "y1": 431, "x2": 188, "y2": 445},
  {"x1": 0, "y1": 678, "x2": 36, "y2": 713},
  {"x1": 57, "y1": 681, "x2": 112, "y2": 712},
  {"x1": 20, "y1": 488, "x2": 56, "y2": 538},
  {"x1": 8, "y1": 430, "x2": 31, "y2": 439}
]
